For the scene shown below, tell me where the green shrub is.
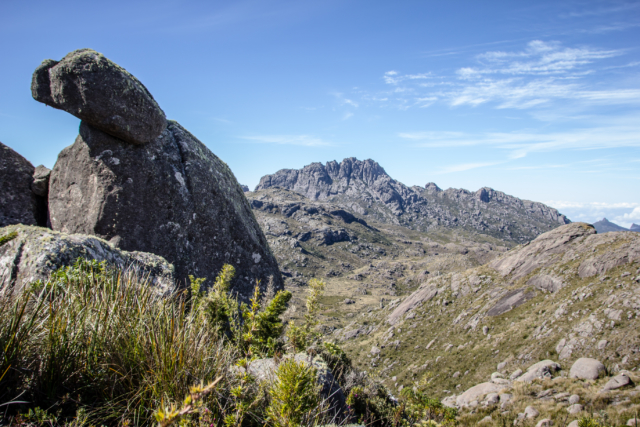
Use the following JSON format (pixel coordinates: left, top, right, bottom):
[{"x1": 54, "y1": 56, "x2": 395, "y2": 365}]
[
  {"x1": 266, "y1": 358, "x2": 320, "y2": 427},
  {"x1": 286, "y1": 278, "x2": 325, "y2": 351}
]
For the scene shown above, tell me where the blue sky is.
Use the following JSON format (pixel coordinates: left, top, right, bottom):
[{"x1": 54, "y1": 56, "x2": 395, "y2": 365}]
[{"x1": 1, "y1": 0, "x2": 639, "y2": 226}]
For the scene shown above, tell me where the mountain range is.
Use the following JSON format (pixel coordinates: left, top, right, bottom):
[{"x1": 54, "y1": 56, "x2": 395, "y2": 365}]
[
  {"x1": 593, "y1": 218, "x2": 640, "y2": 234},
  {"x1": 256, "y1": 158, "x2": 570, "y2": 244}
]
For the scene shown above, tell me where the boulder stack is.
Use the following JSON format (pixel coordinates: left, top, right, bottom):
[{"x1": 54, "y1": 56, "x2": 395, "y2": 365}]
[{"x1": 32, "y1": 49, "x2": 283, "y2": 296}]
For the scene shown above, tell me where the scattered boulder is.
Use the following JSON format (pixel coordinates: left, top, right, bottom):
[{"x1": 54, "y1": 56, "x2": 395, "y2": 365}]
[
  {"x1": 569, "y1": 358, "x2": 605, "y2": 380},
  {"x1": 0, "y1": 142, "x2": 45, "y2": 227},
  {"x1": 485, "y1": 393, "x2": 499, "y2": 405},
  {"x1": 536, "y1": 420, "x2": 553, "y2": 427},
  {"x1": 627, "y1": 419, "x2": 640, "y2": 426},
  {"x1": 32, "y1": 49, "x2": 166, "y2": 145},
  {"x1": 568, "y1": 421, "x2": 579, "y2": 427},
  {"x1": 0, "y1": 224, "x2": 174, "y2": 294},
  {"x1": 566, "y1": 404, "x2": 582, "y2": 414},
  {"x1": 527, "y1": 274, "x2": 565, "y2": 292},
  {"x1": 568, "y1": 394, "x2": 580, "y2": 404},
  {"x1": 510, "y1": 369, "x2": 523, "y2": 380},
  {"x1": 456, "y1": 382, "x2": 502, "y2": 407},
  {"x1": 602, "y1": 373, "x2": 633, "y2": 391},
  {"x1": 515, "y1": 360, "x2": 561, "y2": 382},
  {"x1": 524, "y1": 406, "x2": 539, "y2": 419}
]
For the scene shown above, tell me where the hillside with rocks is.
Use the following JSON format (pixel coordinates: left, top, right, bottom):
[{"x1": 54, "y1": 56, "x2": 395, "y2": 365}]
[
  {"x1": 256, "y1": 158, "x2": 570, "y2": 244},
  {"x1": 331, "y1": 222, "x2": 640, "y2": 423}
]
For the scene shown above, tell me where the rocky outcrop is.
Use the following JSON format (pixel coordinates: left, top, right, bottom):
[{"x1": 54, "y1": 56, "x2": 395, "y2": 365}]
[
  {"x1": 33, "y1": 49, "x2": 282, "y2": 296},
  {"x1": 569, "y1": 358, "x2": 605, "y2": 380},
  {"x1": 256, "y1": 158, "x2": 570, "y2": 243},
  {"x1": 32, "y1": 49, "x2": 166, "y2": 145},
  {"x1": 0, "y1": 142, "x2": 46, "y2": 227},
  {"x1": 0, "y1": 224, "x2": 174, "y2": 294}
]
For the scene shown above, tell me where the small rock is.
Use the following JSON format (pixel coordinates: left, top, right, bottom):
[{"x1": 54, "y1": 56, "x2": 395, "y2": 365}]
[
  {"x1": 510, "y1": 368, "x2": 523, "y2": 380},
  {"x1": 602, "y1": 373, "x2": 634, "y2": 391},
  {"x1": 491, "y1": 372, "x2": 505, "y2": 380},
  {"x1": 524, "y1": 406, "x2": 539, "y2": 419},
  {"x1": 568, "y1": 394, "x2": 580, "y2": 404},
  {"x1": 570, "y1": 358, "x2": 605, "y2": 380},
  {"x1": 479, "y1": 416, "x2": 492, "y2": 424},
  {"x1": 536, "y1": 420, "x2": 553, "y2": 427},
  {"x1": 499, "y1": 393, "x2": 512, "y2": 403},
  {"x1": 452, "y1": 371, "x2": 460, "y2": 378},
  {"x1": 567, "y1": 404, "x2": 583, "y2": 414},
  {"x1": 627, "y1": 419, "x2": 640, "y2": 426},
  {"x1": 497, "y1": 361, "x2": 507, "y2": 371},
  {"x1": 371, "y1": 346, "x2": 381, "y2": 355},
  {"x1": 483, "y1": 325, "x2": 489, "y2": 335},
  {"x1": 597, "y1": 339, "x2": 608, "y2": 350},
  {"x1": 568, "y1": 421, "x2": 579, "y2": 427},
  {"x1": 32, "y1": 165, "x2": 51, "y2": 197},
  {"x1": 343, "y1": 298, "x2": 356, "y2": 304}
]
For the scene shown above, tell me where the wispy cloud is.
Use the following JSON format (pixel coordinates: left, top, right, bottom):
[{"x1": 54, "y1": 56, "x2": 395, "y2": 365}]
[
  {"x1": 399, "y1": 121, "x2": 640, "y2": 158},
  {"x1": 363, "y1": 40, "x2": 639, "y2": 111},
  {"x1": 241, "y1": 135, "x2": 334, "y2": 147},
  {"x1": 543, "y1": 200, "x2": 640, "y2": 228}
]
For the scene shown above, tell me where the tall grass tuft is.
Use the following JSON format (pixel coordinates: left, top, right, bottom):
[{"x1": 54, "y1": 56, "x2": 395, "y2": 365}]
[{"x1": 0, "y1": 259, "x2": 232, "y2": 425}]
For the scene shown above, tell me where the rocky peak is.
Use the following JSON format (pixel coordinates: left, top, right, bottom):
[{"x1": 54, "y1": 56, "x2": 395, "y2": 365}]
[{"x1": 256, "y1": 158, "x2": 570, "y2": 243}]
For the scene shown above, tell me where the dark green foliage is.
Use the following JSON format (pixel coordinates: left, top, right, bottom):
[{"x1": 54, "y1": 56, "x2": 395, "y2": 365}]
[
  {"x1": 0, "y1": 230, "x2": 18, "y2": 246},
  {"x1": 266, "y1": 358, "x2": 320, "y2": 427}
]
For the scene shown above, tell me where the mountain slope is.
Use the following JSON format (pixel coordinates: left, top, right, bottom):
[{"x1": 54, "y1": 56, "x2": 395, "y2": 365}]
[
  {"x1": 336, "y1": 223, "x2": 640, "y2": 402},
  {"x1": 256, "y1": 158, "x2": 570, "y2": 244}
]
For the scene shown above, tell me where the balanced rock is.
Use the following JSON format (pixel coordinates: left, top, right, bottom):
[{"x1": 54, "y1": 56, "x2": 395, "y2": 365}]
[
  {"x1": 32, "y1": 49, "x2": 166, "y2": 145},
  {"x1": 48, "y1": 120, "x2": 282, "y2": 295},
  {"x1": 0, "y1": 224, "x2": 174, "y2": 294},
  {"x1": 0, "y1": 142, "x2": 46, "y2": 227},
  {"x1": 569, "y1": 358, "x2": 605, "y2": 380},
  {"x1": 456, "y1": 382, "x2": 502, "y2": 407}
]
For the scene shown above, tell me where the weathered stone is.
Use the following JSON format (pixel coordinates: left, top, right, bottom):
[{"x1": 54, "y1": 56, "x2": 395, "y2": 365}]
[
  {"x1": 515, "y1": 360, "x2": 561, "y2": 383},
  {"x1": 487, "y1": 288, "x2": 536, "y2": 316},
  {"x1": 48, "y1": 121, "x2": 282, "y2": 296},
  {"x1": 566, "y1": 404, "x2": 582, "y2": 414},
  {"x1": 568, "y1": 394, "x2": 580, "y2": 404},
  {"x1": 0, "y1": 224, "x2": 174, "y2": 294},
  {"x1": 627, "y1": 419, "x2": 640, "y2": 426},
  {"x1": 456, "y1": 382, "x2": 502, "y2": 407},
  {"x1": 527, "y1": 274, "x2": 565, "y2": 292},
  {"x1": 31, "y1": 165, "x2": 51, "y2": 197},
  {"x1": 485, "y1": 393, "x2": 499, "y2": 405},
  {"x1": 524, "y1": 406, "x2": 539, "y2": 418},
  {"x1": 32, "y1": 49, "x2": 166, "y2": 145},
  {"x1": 536, "y1": 420, "x2": 553, "y2": 427},
  {"x1": 602, "y1": 373, "x2": 633, "y2": 391},
  {"x1": 569, "y1": 358, "x2": 605, "y2": 380},
  {"x1": 0, "y1": 142, "x2": 44, "y2": 227},
  {"x1": 510, "y1": 369, "x2": 523, "y2": 380},
  {"x1": 568, "y1": 421, "x2": 579, "y2": 427},
  {"x1": 388, "y1": 283, "x2": 437, "y2": 324}
]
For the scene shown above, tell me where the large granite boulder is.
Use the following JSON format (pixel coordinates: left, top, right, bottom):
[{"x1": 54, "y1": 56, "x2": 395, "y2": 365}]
[
  {"x1": 47, "y1": 122, "x2": 282, "y2": 295},
  {"x1": 0, "y1": 224, "x2": 174, "y2": 294},
  {"x1": 0, "y1": 142, "x2": 46, "y2": 227},
  {"x1": 32, "y1": 49, "x2": 166, "y2": 145},
  {"x1": 33, "y1": 49, "x2": 283, "y2": 296},
  {"x1": 569, "y1": 358, "x2": 605, "y2": 380}
]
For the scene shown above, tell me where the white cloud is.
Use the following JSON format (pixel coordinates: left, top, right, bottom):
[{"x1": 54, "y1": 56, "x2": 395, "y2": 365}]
[
  {"x1": 366, "y1": 40, "x2": 638, "y2": 111},
  {"x1": 241, "y1": 135, "x2": 334, "y2": 147}
]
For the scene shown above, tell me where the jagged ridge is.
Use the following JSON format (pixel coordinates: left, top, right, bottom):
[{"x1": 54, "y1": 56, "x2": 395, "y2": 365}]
[{"x1": 256, "y1": 157, "x2": 570, "y2": 243}]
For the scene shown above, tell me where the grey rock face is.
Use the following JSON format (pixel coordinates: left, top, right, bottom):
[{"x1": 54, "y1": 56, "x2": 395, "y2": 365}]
[
  {"x1": 32, "y1": 49, "x2": 166, "y2": 145},
  {"x1": 48, "y1": 121, "x2": 282, "y2": 296},
  {"x1": 0, "y1": 142, "x2": 45, "y2": 227},
  {"x1": 569, "y1": 358, "x2": 605, "y2": 380},
  {"x1": 0, "y1": 224, "x2": 174, "y2": 294},
  {"x1": 487, "y1": 288, "x2": 536, "y2": 316},
  {"x1": 256, "y1": 158, "x2": 570, "y2": 243},
  {"x1": 515, "y1": 360, "x2": 561, "y2": 383}
]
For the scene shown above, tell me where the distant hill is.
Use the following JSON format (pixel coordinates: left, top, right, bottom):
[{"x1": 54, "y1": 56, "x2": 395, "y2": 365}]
[
  {"x1": 631, "y1": 223, "x2": 640, "y2": 232},
  {"x1": 255, "y1": 158, "x2": 570, "y2": 244},
  {"x1": 592, "y1": 217, "x2": 630, "y2": 233}
]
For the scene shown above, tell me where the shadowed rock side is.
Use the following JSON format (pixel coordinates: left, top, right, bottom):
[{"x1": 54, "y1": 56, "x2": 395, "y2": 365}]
[
  {"x1": 0, "y1": 142, "x2": 47, "y2": 227},
  {"x1": 0, "y1": 224, "x2": 175, "y2": 294},
  {"x1": 255, "y1": 158, "x2": 570, "y2": 243},
  {"x1": 48, "y1": 121, "x2": 282, "y2": 296},
  {"x1": 31, "y1": 49, "x2": 166, "y2": 145}
]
